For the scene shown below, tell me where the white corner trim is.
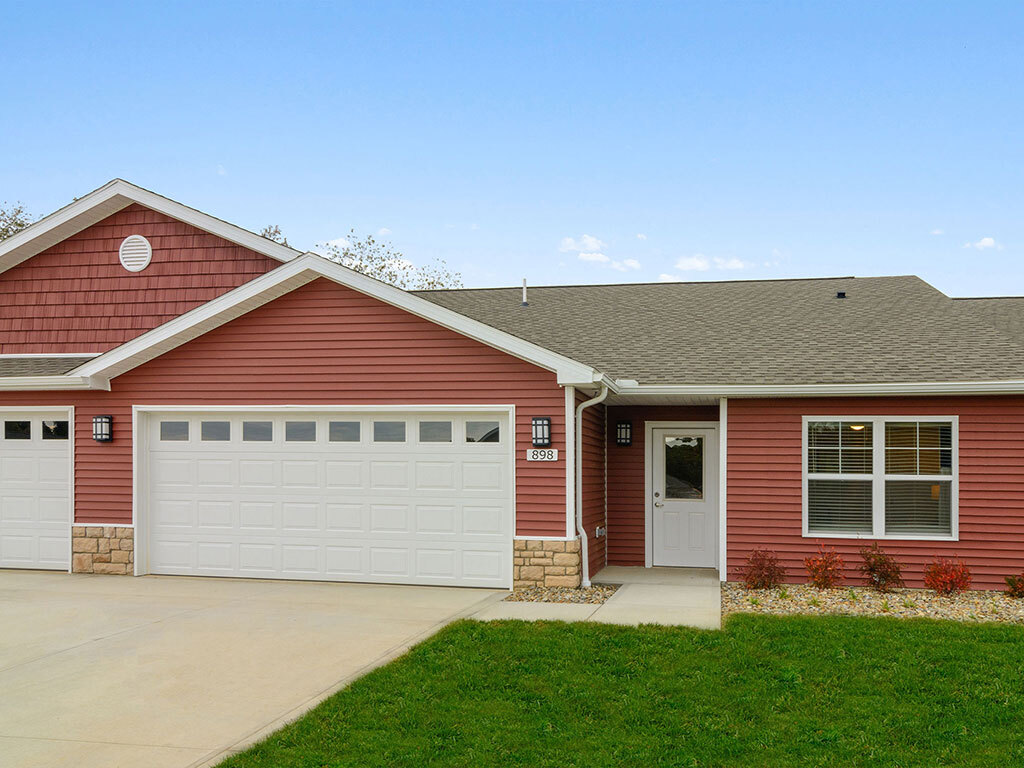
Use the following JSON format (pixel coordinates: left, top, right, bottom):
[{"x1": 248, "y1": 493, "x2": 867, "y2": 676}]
[
  {"x1": 718, "y1": 397, "x2": 728, "y2": 582},
  {"x1": 564, "y1": 386, "x2": 576, "y2": 538},
  {"x1": 71, "y1": 254, "x2": 602, "y2": 386},
  {"x1": 0, "y1": 178, "x2": 301, "y2": 276}
]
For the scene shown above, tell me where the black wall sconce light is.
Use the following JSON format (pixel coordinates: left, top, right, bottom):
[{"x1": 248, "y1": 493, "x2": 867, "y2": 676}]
[
  {"x1": 92, "y1": 415, "x2": 113, "y2": 442},
  {"x1": 615, "y1": 420, "x2": 632, "y2": 446},
  {"x1": 531, "y1": 417, "x2": 552, "y2": 447}
]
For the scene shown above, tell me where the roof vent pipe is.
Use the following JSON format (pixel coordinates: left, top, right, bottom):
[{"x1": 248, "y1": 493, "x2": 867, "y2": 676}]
[{"x1": 521, "y1": 279, "x2": 528, "y2": 306}]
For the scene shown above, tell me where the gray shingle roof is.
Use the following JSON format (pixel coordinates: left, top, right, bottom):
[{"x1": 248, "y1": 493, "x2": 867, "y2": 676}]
[
  {"x1": 415, "y1": 276, "x2": 1024, "y2": 385},
  {"x1": 954, "y1": 297, "x2": 1024, "y2": 340},
  {"x1": 0, "y1": 356, "x2": 95, "y2": 378}
]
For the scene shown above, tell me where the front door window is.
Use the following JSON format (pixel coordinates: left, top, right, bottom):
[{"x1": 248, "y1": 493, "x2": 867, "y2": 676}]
[{"x1": 664, "y1": 435, "x2": 704, "y2": 500}]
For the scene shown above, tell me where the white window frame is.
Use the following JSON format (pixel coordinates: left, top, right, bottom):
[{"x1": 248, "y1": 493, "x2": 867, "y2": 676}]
[{"x1": 801, "y1": 415, "x2": 959, "y2": 541}]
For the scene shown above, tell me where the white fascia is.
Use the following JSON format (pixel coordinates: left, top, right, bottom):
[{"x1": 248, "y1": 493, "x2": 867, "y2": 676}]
[
  {"x1": 0, "y1": 375, "x2": 108, "y2": 391},
  {"x1": 610, "y1": 380, "x2": 1024, "y2": 397},
  {"x1": 71, "y1": 254, "x2": 603, "y2": 386},
  {"x1": 0, "y1": 179, "x2": 301, "y2": 275}
]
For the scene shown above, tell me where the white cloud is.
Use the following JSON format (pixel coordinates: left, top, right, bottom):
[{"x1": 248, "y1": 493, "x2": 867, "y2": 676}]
[
  {"x1": 560, "y1": 234, "x2": 607, "y2": 253},
  {"x1": 930, "y1": 229, "x2": 944, "y2": 236},
  {"x1": 713, "y1": 256, "x2": 748, "y2": 270},
  {"x1": 675, "y1": 254, "x2": 711, "y2": 271},
  {"x1": 658, "y1": 273, "x2": 680, "y2": 282},
  {"x1": 377, "y1": 227, "x2": 392, "y2": 237},
  {"x1": 216, "y1": 164, "x2": 227, "y2": 176},
  {"x1": 578, "y1": 251, "x2": 610, "y2": 263},
  {"x1": 964, "y1": 236, "x2": 1001, "y2": 250},
  {"x1": 325, "y1": 236, "x2": 352, "y2": 250},
  {"x1": 609, "y1": 258, "x2": 642, "y2": 272},
  {"x1": 636, "y1": 233, "x2": 647, "y2": 241}
]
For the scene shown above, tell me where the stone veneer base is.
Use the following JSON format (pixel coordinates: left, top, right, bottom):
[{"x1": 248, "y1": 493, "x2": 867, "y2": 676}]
[
  {"x1": 513, "y1": 538, "x2": 582, "y2": 588},
  {"x1": 72, "y1": 526, "x2": 134, "y2": 574}
]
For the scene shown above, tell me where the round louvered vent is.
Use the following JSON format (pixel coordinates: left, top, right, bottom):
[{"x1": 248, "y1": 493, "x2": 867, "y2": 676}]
[{"x1": 119, "y1": 235, "x2": 152, "y2": 272}]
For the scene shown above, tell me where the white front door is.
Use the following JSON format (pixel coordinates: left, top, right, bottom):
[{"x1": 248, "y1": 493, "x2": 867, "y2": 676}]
[{"x1": 651, "y1": 427, "x2": 718, "y2": 568}]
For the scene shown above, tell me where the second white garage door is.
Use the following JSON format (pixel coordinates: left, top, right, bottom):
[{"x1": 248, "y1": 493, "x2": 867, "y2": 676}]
[{"x1": 143, "y1": 410, "x2": 512, "y2": 587}]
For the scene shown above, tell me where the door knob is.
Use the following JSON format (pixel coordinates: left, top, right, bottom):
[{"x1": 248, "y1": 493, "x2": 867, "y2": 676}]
[{"x1": 654, "y1": 501, "x2": 664, "y2": 508}]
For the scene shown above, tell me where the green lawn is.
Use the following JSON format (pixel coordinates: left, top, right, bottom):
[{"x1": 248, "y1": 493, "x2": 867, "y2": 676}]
[{"x1": 220, "y1": 615, "x2": 1024, "y2": 767}]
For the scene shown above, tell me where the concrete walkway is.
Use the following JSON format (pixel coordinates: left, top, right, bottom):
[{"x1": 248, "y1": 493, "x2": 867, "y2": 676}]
[
  {"x1": 472, "y1": 566, "x2": 721, "y2": 629},
  {"x1": 0, "y1": 570, "x2": 501, "y2": 768}
]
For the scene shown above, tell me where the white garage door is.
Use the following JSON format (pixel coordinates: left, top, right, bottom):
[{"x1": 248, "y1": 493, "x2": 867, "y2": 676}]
[
  {"x1": 0, "y1": 412, "x2": 71, "y2": 570},
  {"x1": 145, "y1": 410, "x2": 512, "y2": 587}
]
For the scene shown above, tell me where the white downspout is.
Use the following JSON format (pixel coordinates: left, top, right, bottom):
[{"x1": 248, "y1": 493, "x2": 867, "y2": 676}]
[{"x1": 575, "y1": 383, "x2": 608, "y2": 587}]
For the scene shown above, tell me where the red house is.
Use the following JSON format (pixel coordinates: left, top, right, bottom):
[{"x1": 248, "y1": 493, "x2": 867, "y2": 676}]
[{"x1": 1, "y1": 180, "x2": 1021, "y2": 590}]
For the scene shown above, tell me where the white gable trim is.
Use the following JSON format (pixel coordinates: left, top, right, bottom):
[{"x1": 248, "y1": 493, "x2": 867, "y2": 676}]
[
  {"x1": 69, "y1": 254, "x2": 603, "y2": 386},
  {"x1": 0, "y1": 179, "x2": 301, "y2": 275}
]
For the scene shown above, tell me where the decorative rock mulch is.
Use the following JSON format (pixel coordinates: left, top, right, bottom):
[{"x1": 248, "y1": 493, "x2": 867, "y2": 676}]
[
  {"x1": 723, "y1": 582, "x2": 1024, "y2": 624},
  {"x1": 504, "y1": 584, "x2": 619, "y2": 604}
]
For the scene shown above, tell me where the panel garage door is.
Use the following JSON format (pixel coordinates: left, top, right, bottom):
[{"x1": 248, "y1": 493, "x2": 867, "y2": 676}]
[
  {"x1": 145, "y1": 410, "x2": 512, "y2": 587},
  {"x1": 0, "y1": 412, "x2": 71, "y2": 570}
]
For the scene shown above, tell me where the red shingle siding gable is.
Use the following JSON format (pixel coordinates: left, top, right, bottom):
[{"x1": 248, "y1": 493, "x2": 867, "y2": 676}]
[
  {"x1": 0, "y1": 278, "x2": 568, "y2": 535},
  {"x1": 0, "y1": 203, "x2": 280, "y2": 353},
  {"x1": 728, "y1": 396, "x2": 1024, "y2": 590}
]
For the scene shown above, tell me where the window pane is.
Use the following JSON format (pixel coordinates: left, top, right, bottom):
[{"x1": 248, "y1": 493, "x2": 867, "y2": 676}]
[
  {"x1": 840, "y1": 449, "x2": 872, "y2": 473},
  {"x1": 159, "y1": 421, "x2": 188, "y2": 441},
  {"x1": 4, "y1": 421, "x2": 30, "y2": 439},
  {"x1": 373, "y1": 421, "x2": 406, "y2": 442},
  {"x1": 242, "y1": 421, "x2": 273, "y2": 442},
  {"x1": 329, "y1": 421, "x2": 360, "y2": 442},
  {"x1": 885, "y1": 480, "x2": 952, "y2": 536},
  {"x1": 917, "y1": 449, "x2": 953, "y2": 476},
  {"x1": 885, "y1": 422, "x2": 917, "y2": 448},
  {"x1": 466, "y1": 421, "x2": 500, "y2": 443},
  {"x1": 285, "y1": 421, "x2": 316, "y2": 442},
  {"x1": 201, "y1": 421, "x2": 230, "y2": 441},
  {"x1": 808, "y1": 449, "x2": 839, "y2": 474},
  {"x1": 419, "y1": 421, "x2": 452, "y2": 442},
  {"x1": 42, "y1": 420, "x2": 69, "y2": 440},
  {"x1": 664, "y1": 436, "x2": 703, "y2": 499},
  {"x1": 919, "y1": 422, "x2": 952, "y2": 448},
  {"x1": 841, "y1": 422, "x2": 872, "y2": 447},
  {"x1": 885, "y1": 449, "x2": 917, "y2": 474},
  {"x1": 807, "y1": 479, "x2": 873, "y2": 534},
  {"x1": 808, "y1": 421, "x2": 839, "y2": 447}
]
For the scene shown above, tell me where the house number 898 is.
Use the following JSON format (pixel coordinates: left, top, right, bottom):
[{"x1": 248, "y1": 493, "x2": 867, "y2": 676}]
[{"x1": 526, "y1": 449, "x2": 559, "y2": 461}]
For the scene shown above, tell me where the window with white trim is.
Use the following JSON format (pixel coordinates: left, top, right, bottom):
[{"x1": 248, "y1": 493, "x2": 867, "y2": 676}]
[{"x1": 804, "y1": 417, "x2": 956, "y2": 539}]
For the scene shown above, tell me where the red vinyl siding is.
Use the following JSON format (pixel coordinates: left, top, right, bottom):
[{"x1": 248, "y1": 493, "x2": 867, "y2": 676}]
[
  {"x1": 728, "y1": 397, "x2": 1024, "y2": 589},
  {"x1": 0, "y1": 278, "x2": 567, "y2": 533},
  {"x1": 0, "y1": 204, "x2": 279, "y2": 353},
  {"x1": 606, "y1": 405, "x2": 719, "y2": 566},
  {"x1": 577, "y1": 395, "x2": 606, "y2": 575}
]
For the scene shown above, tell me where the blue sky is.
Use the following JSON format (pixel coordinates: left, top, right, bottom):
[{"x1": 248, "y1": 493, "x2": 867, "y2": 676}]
[{"x1": 2, "y1": 1, "x2": 1022, "y2": 295}]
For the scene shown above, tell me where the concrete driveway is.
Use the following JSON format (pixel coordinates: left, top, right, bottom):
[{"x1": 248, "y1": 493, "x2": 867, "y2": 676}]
[{"x1": 0, "y1": 570, "x2": 500, "y2": 768}]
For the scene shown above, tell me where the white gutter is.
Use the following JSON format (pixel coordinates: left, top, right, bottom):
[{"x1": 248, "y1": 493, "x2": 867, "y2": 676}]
[
  {"x1": 611, "y1": 379, "x2": 1024, "y2": 397},
  {"x1": 0, "y1": 376, "x2": 108, "y2": 391},
  {"x1": 574, "y1": 383, "x2": 609, "y2": 587}
]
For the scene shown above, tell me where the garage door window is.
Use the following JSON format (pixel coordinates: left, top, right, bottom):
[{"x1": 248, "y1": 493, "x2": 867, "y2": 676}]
[
  {"x1": 160, "y1": 421, "x2": 189, "y2": 441},
  {"x1": 42, "y1": 420, "x2": 69, "y2": 440},
  {"x1": 286, "y1": 421, "x2": 316, "y2": 441},
  {"x1": 243, "y1": 421, "x2": 273, "y2": 442},
  {"x1": 201, "y1": 421, "x2": 230, "y2": 441},
  {"x1": 373, "y1": 421, "x2": 406, "y2": 442},
  {"x1": 419, "y1": 421, "x2": 452, "y2": 442},
  {"x1": 329, "y1": 421, "x2": 360, "y2": 442},
  {"x1": 466, "y1": 421, "x2": 500, "y2": 443}
]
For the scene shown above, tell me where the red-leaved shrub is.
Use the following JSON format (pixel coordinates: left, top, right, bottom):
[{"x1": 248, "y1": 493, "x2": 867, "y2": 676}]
[
  {"x1": 1005, "y1": 573, "x2": 1024, "y2": 599},
  {"x1": 739, "y1": 548, "x2": 787, "y2": 589},
  {"x1": 858, "y1": 544, "x2": 904, "y2": 592},
  {"x1": 804, "y1": 545, "x2": 844, "y2": 589},
  {"x1": 923, "y1": 557, "x2": 972, "y2": 595}
]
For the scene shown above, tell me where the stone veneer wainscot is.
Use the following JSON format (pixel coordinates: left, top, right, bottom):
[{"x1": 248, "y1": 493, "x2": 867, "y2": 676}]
[
  {"x1": 513, "y1": 538, "x2": 581, "y2": 588},
  {"x1": 71, "y1": 526, "x2": 134, "y2": 574}
]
